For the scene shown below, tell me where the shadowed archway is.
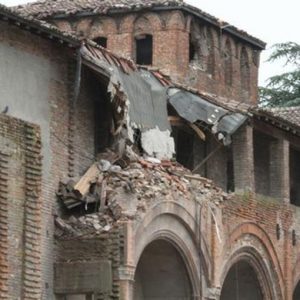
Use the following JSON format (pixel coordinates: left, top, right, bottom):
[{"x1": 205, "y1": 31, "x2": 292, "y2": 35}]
[
  {"x1": 134, "y1": 239, "x2": 193, "y2": 300},
  {"x1": 220, "y1": 260, "x2": 263, "y2": 300}
]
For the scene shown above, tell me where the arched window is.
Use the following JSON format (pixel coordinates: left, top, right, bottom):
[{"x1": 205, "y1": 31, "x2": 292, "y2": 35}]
[
  {"x1": 93, "y1": 36, "x2": 107, "y2": 48},
  {"x1": 240, "y1": 47, "x2": 250, "y2": 91},
  {"x1": 224, "y1": 39, "x2": 233, "y2": 86},
  {"x1": 135, "y1": 34, "x2": 153, "y2": 65}
]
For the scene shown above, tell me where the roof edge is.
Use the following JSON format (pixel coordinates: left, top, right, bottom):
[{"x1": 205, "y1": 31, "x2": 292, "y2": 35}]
[{"x1": 36, "y1": 4, "x2": 265, "y2": 49}]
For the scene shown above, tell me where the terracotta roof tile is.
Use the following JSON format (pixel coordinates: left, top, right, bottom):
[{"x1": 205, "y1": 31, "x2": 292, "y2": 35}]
[{"x1": 254, "y1": 106, "x2": 300, "y2": 131}]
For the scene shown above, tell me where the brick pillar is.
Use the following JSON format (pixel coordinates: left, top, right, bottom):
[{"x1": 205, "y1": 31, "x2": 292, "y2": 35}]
[
  {"x1": 270, "y1": 139, "x2": 290, "y2": 202},
  {"x1": 232, "y1": 124, "x2": 255, "y2": 192}
]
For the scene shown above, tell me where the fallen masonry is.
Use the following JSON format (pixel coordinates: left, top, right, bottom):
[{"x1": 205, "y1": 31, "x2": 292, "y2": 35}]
[{"x1": 56, "y1": 148, "x2": 229, "y2": 240}]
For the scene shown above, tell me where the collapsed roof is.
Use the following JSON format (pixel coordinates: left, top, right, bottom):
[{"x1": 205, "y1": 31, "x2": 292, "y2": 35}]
[{"x1": 14, "y1": 0, "x2": 266, "y2": 49}]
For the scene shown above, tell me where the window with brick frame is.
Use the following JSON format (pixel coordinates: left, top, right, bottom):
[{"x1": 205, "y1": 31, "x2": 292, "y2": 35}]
[
  {"x1": 240, "y1": 47, "x2": 250, "y2": 91},
  {"x1": 135, "y1": 34, "x2": 153, "y2": 65}
]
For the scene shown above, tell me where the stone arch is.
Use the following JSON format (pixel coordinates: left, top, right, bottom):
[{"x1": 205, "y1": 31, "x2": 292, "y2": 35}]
[
  {"x1": 223, "y1": 38, "x2": 233, "y2": 86},
  {"x1": 219, "y1": 222, "x2": 284, "y2": 299},
  {"x1": 166, "y1": 10, "x2": 186, "y2": 30},
  {"x1": 220, "y1": 254, "x2": 268, "y2": 300},
  {"x1": 133, "y1": 201, "x2": 211, "y2": 298},
  {"x1": 240, "y1": 46, "x2": 251, "y2": 91}
]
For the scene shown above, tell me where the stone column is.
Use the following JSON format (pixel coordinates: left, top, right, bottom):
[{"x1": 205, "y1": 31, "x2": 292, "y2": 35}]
[
  {"x1": 119, "y1": 220, "x2": 135, "y2": 300},
  {"x1": 232, "y1": 124, "x2": 255, "y2": 192},
  {"x1": 270, "y1": 139, "x2": 290, "y2": 202},
  {"x1": 118, "y1": 265, "x2": 135, "y2": 300}
]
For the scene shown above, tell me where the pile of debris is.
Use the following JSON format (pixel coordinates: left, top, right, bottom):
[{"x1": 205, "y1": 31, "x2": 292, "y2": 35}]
[{"x1": 56, "y1": 149, "x2": 229, "y2": 238}]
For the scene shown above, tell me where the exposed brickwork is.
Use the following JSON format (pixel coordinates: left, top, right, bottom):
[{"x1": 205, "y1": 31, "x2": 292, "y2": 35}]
[
  {"x1": 55, "y1": 9, "x2": 261, "y2": 104},
  {"x1": 22, "y1": 123, "x2": 43, "y2": 299},
  {"x1": 0, "y1": 151, "x2": 9, "y2": 299}
]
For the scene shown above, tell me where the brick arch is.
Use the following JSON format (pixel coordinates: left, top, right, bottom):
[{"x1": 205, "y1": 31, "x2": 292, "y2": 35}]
[
  {"x1": 240, "y1": 46, "x2": 251, "y2": 91},
  {"x1": 142, "y1": 13, "x2": 163, "y2": 32},
  {"x1": 133, "y1": 15, "x2": 153, "y2": 35},
  {"x1": 133, "y1": 201, "x2": 211, "y2": 291},
  {"x1": 220, "y1": 222, "x2": 284, "y2": 299},
  {"x1": 166, "y1": 10, "x2": 186, "y2": 30},
  {"x1": 75, "y1": 18, "x2": 93, "y2": 37},
  {"x1": 223, "y1": 38, "x2": 233, "y2": 86},
  {"x1": 206, "y1": 27, "x2": 216, "y2": 77},
  {"x1": 119, "y1": 14, "x2": 136, "y2": 33},
  {"x1": 89, "y1": 17, "x2": 117, "y2": 39}
]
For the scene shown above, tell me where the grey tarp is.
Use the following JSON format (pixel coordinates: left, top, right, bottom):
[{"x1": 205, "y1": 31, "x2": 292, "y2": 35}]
[
  {"x1": 168, "y1": 88, "x2": 247, "y2": 145},
  {"x1": 113, "y1": 67, "x2": 170, "y2": 131}
]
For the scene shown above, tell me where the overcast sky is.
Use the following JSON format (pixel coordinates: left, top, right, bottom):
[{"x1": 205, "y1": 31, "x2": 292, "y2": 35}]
[{"x1": 1, "y1": 0, "x2": 299, "y2": 86}]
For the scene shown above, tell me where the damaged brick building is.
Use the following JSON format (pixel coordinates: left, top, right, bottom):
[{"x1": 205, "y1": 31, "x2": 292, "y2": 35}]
[{"x1": 0, "y1": 0, "x2": 300, "y2": 299}]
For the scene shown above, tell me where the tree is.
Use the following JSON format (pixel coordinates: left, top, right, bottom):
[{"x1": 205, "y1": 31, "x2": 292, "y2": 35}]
[{"x1": 259, "y1": 42, "x2": 300, "y2": 107}]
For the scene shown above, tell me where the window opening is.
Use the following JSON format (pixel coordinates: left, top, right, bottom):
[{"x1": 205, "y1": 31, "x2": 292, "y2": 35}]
[
  {"x1": 290, "y1": 147, "x2": 300, "y2": 206},
  {"x1": 93, "y1": 37, "x2": 107, "y2": 48},
  {"x1": 135, "y1": 34, "x2": 153, "y2": 65}
]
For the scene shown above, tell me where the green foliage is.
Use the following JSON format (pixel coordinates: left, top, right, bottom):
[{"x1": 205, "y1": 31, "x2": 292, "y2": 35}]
[{"x1": 259, "y1": 42, "x2": 300, "y2": 107}]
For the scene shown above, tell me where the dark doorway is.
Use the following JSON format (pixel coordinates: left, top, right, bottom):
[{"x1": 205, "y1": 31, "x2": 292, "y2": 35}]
[
  {"x1": 221, "y1": 261, "x2": 263, "y2": 300},
  {"x1": 134, "y1": 240, "x2": 192, "y2": 300}
]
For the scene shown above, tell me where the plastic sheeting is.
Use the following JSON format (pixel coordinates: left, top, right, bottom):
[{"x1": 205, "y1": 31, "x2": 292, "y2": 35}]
[{"x1": 168, "y1": 88, "x2": 247, "y2": 145}]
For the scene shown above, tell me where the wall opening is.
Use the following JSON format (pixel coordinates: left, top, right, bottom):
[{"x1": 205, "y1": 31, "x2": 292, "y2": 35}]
[
  {"x1": 135, "y1": 34, "x2": 153, "y2": 65},
  {"x1": 93, "y1": 36, "x2": 107, "y2": 48},
  {"x1": 220, "y1": 261, "x2": 263, "y2": 300},
  {"x1": 134, "y1": 239, "x2": 192, "y2": 300},
  {"x1": 290, "y1": 146, "x2": 300, "y2": 206},
  {"x1": 293, "y1": 281, "x2": 300, "y2": 300},
  {"x1": 189, "y1": 33, "x2": 197, "y2": 62},
  {"x1": 254, "y1": 130, "x2": 275, "y2": 197},
  {"x1": 240, "y1": 47, "x2": 250, "y2": 91}
]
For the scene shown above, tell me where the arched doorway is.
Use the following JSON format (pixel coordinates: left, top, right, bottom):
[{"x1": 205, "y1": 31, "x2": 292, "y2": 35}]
[
  {"x1": 134, "y1": 239, "x2": 193, "y2": 300},
  {"x1": 221, "y1": 260, "x2": 263, "y2": 300},
  {"x1": 293, "y1": 281, "x2": 300, "y2": 299}
]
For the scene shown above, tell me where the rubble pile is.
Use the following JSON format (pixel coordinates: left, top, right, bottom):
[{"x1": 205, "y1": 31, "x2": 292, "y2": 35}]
[{"x1": 56, "y1": 150, "x2": 229, "y2": 238}]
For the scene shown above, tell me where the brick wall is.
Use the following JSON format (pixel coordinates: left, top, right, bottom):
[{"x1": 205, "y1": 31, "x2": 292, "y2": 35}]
[
  {"x1": 54, "y1": 9, "x2": 261, "y2": 104},
  {"x1": 0, "y1": 114, "x2": 42, "y2": 299},
  {"x1": 0, "y1": 22, "x2": 100, "y2": 299}
]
